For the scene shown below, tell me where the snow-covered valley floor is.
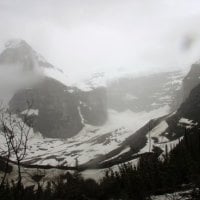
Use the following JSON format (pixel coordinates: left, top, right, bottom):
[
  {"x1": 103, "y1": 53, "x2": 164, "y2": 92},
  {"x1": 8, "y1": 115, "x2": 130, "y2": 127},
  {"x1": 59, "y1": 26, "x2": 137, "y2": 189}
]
[{"x1": 16, "y1": 106, "x2": 170, "y2": 167}]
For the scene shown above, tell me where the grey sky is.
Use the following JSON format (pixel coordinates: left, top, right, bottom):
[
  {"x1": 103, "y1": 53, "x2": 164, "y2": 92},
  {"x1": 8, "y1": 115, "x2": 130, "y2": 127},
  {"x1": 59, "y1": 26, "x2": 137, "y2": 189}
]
[{"x1": 1, "y1": 0, "x2": 200, "y2": 80}]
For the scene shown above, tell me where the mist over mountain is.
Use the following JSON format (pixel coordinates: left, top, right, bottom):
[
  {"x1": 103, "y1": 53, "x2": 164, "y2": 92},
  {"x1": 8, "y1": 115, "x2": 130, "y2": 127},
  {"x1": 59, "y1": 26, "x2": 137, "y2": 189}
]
[
  {"x1": 1, "y1": 0, "x2": 200, "y2": 81},
  {"x1": 0, "y1": 40, "x2": 200, "y2": 188},
  {"x1": 1, "y1": 1, "x2": 200, "y2": 199},
  {"x1": 0, "y1": 39, "x2": 189, "y2": 164},
  {"x1": 0, "y1": 40, "x2": 185, "y2": 140}
]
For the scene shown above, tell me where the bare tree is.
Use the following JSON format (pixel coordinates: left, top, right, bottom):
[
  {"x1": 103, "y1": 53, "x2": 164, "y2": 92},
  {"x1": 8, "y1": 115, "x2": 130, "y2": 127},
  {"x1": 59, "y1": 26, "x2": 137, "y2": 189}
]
[
  {"x1": 0, "y1": 103, "x2": 12, "y2": 189},
  {"x1": 0, "y1": 101, "x2": 33, "y2": 189}
]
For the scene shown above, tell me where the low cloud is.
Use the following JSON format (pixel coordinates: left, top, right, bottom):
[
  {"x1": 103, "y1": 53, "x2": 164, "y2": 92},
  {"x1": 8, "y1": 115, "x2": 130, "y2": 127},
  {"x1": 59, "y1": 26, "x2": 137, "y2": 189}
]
[{"x1": 1, "y1": 0, "x2": 200, "y2": 80}]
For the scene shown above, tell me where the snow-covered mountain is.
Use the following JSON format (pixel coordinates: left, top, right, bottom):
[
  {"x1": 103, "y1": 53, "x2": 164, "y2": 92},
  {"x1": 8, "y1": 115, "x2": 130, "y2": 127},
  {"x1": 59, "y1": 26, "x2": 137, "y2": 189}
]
[
  {"x1": 0, "y1": 40, "x2": 107, "y2": 138},
  {"x1": 0, "y1": 39, "x2": 193, "y2": 172},
  {"x1": 91, "y1": 62, "x2": 200, "y2": 169}
]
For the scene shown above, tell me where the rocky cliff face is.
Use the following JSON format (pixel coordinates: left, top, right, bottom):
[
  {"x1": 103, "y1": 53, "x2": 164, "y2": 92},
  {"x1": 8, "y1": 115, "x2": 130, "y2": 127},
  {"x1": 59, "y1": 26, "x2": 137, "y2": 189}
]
[
  {"x1": 171, "y1": 62, "x2": 200, "y2": 110},
  {"x1": 79, "y1": 87, "x2": 107, "y2": 126},
  {"x1": 9, "y1": 78, "x2": 108, "y2": 138},
  {"x1": 182, "y1": 63, "x2": 200, "y2": 100},
  {"x1": 9, "y1": 77, "x2": 83, "y2": 138}
]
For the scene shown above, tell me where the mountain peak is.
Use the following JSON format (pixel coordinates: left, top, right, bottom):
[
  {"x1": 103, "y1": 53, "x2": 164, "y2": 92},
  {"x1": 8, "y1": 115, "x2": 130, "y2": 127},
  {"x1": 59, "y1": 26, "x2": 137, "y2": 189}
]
[
  {"x1": 5, "y1": 39, "x2": 30, "y2": 49},
  {"x1": 0, "y1": 39, "x2": 56, "y2": 71}
]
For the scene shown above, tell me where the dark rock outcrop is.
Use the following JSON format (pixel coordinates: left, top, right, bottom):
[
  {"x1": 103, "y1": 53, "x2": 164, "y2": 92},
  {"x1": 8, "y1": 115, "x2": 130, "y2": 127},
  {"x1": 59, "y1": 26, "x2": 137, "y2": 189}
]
[
  {"x1": 9, "y1": 77, "x2": 83, "y2": 138},
  {"x1": 79, "y1": 87, "x2": 107, "y2": 126},
  {"x1": 9, "y1": 77, "x2": 108, "y2": 138},
  {"x1": 182, "y1": 63, "x2": 200, "y2": 100}
]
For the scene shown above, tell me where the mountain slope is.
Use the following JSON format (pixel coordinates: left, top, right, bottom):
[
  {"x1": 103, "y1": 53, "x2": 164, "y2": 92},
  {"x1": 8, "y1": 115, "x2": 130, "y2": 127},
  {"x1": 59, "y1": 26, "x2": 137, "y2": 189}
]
[
  {"x1": 9, "y1": 77, "x2": 83, "y2": 138},
  {"x1": 0, "y1": 39, "x2": 191, "y2": 169},
  {"x1": 0, "y1": 40, "x2": 107, "y2": 138},
  {"x1": 94, "y1": 64, "x2": 200, "y2": 168}
]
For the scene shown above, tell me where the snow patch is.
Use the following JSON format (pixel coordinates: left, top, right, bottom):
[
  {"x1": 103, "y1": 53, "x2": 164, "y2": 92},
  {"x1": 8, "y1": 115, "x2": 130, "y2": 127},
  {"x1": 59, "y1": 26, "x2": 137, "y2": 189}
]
[
  {"x1": 21, "y1": 109, "x2": 39, "y2": 116},
  {"x1": 67, "y1": 89, "x2": 74, "y2": 93},
  {"x1": 178, "y1": 118, "x2": 198, "y2": 129},
  {"x1": 77, "y1": 106, "x2": 85, "y2": 125},
  {"x1": 124, "y1": 93, "x2": 138, "y2": 101},
  {"x1": 151, "y1": 189, "x2": 192, "y2": 200},
  {"x1": 139, "y1": 121, "x2": 169, "y2": 154},
  {"x1": 0, "y1": 105, "x2": 170, "y2": 167},
  {"x1": 20, "y1": 105, "x2": 170, "y2": 167},
  {"x1": 151, "y1": 121, "x2": 168, "y2": 138},
  {"x1": 179, "y1": 118, "x2": 193, "y2": 125}
]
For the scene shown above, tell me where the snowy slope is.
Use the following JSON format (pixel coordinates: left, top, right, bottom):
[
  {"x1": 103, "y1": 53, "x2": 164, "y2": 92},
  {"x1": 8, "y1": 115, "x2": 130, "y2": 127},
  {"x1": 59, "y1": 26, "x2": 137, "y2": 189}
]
[
  {"x1": 0, "y1": 106, "x2": 169, "y2": 167},
  {"x1": 23, "y1": 106, "x2": 170, "y2": 166},
  {"x1": 97, "y1": 78, "x2": 200, "y2": 168}
]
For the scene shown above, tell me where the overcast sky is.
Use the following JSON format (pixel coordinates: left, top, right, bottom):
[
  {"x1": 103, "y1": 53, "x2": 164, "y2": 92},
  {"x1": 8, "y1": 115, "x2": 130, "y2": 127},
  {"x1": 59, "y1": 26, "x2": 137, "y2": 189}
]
[{"x1": 1, "y1": 0, "x2": 200, "y2": 80}]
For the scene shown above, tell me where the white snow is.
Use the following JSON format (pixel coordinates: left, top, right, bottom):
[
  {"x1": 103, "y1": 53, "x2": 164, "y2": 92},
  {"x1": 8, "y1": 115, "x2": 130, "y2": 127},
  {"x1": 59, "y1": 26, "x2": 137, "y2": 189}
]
[
  {"x1": 151, "y1": 189, "x2": 192, "y2": 200},
  {"x1": 139, "y1": 120, "x2": 171, "y2": 154},
  {"x1": 179, "y1": 118, "x2": 193, "y2": 125},
  {"x1": 0, "y1": 112, "x2": 36, "y2": 161},
  {"x1": 150, "y1": 121, "x2": 169, "y2": 138},
  {"x1": 18, "y1": 105, "x2": 169, "y2": 167},
  {"x1": 0, "y1": 104, "x2": 170, "y2": 167},
  {"x1": 67, "y1": 89, "x2": 74, "y2": 93},
  {"x1": 118, "y1": 146, "x2": 131, "y2": 156},
  {"x1": 159, "y1": 95, "x2": 171, "y2": 101},
  {"x1": 77, "y1": 106, "x2": 85, "y2": 125},
  {"x1": 21, "y1": 109, "x2": 39, "y2": 116},
  {"x1": 124, "y1": 93, "x2": 138, "y2": 101},
  {"x1": 138, "y1": 116, "x2": 183, "y2": 158},
  {"x1": 178, "y1": 118, "x2": 198, "y2": 129}
]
